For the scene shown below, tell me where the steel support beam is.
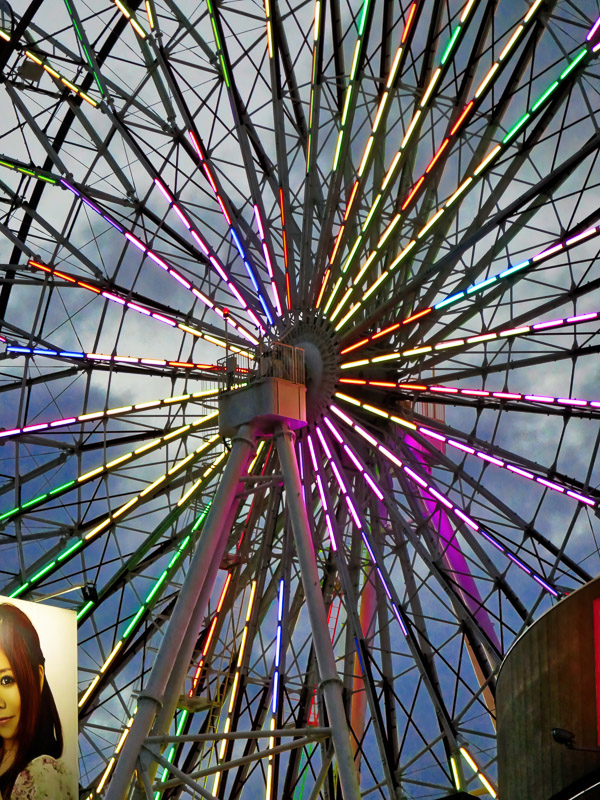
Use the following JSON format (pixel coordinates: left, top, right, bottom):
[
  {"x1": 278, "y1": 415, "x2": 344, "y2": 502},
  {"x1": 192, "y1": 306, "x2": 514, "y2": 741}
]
[
  {"x1": 105, "y1": 424, "x2": 256, "y2": 800},
  {"x1": 155, "y1": 733, "x2": 326, "y2": 789},
  {"x1": 274, "y1": 423, "x2": 362, "y2": 800}
]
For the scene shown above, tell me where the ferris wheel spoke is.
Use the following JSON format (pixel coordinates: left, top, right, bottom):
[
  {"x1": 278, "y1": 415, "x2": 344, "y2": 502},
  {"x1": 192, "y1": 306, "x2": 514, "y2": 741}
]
[
  {"x1": 398, "y1": 444, "x2": 583, "y2": 612},
  {"x1": 79, "y1": 595, "x2": 177, "y2": 729},
  {"x1": 202, "y1": 0, "x2": 288, "y2": 321},
  {"x1": 2, "y1": 347, "x2": 228, "y2": 384},
  {"x1": 299, "y1": 0, "x2": 327, "y2": 306},
  {"x1": 330, "y1": 397, "x2": 560, "y2": 599},
  {"x1": 412, "y1": 412, "x2": 598, "y2": 505},
  {"x1": 337, "y1": 209, "x2": 600, "y2": 357},
  {"x1": 0, "y1": 384, "x2": 214, "y2": 447},
  {"x1": 2, "y1": 2, "x2": 600, "y2": 796},
  {"x1": 265, "y1": 1, "x2": 322, "y2": 305},
  {"x1": 405, "y1": 235, "x2": 600, "y2": 355},
  {"x1": 325, "y1": 0, "x2": 491, "y2": 297},
  {"x1": 25, "y1": 13, "x2": 173, "y2": 128},
  {"x1": 385, "y1": 14, "x2": 550, "y2": 298},
  {"x1": 321, "y1": 413, "x2": 502, "y2": 648},
  {"x1": 0, "y1": 179, "x2": 105, "y2": 279},
  {"x1": 340, "y1": 307, "x2": 600, "y2": 379},
  {"x1": 313, "y1": 0, "x2": 377, "y2": 277},
  {"x1": 0, "y1": 4, "x2": 161, "y2": 323},
  {"x1": 340, "y1": 388, "x2": 597, "y2": 513},
  {"x1": 404, "y1": 423, "x2": 595, "y2": 582},
  {"x1": 62, "y1": 117, "x2": 268, "y2": 337},
  {"x1": 145, "y1": 187, "x2": 269, "y2": 333},
  {"x1": 311, "y1": 426, "x2": 463, "y2": 759},
  {"x1": 320, "y1": 0, "x2": 423, "y2": 292},
  {"x1": 351, "y1": 313, "x2": 600, "y2": 382},
  {"x1": 59, "y1": 1, "x2": 110, "y2": 98},
  {"x1": 320, "y1": 417, "x2": 504, "y2": 751},
  {"x1": 0, "y1": 212, "x2": 257, "y2": 352},
  {"x1": 146, "y1": 44, "x2": 281, "y2": 326},
  {"x1": 331, "y1": 22, "x2": 600, "y2": 331},
  {"x1": 75, "y1": 500, "x2": 214, "y2": 629},
  {"x1": 1, "y1": 412, "x2": 220, "y2": 590},
  {"x1": 391, "y1": 452, "x2": 541, "y2": 641},
  {"x1": 422, "y1": 339, "x2": 600, "y2": 384},
  {"x1": 322, "y1": 0, "x2": 525, "y2": 318},
  {"x1": 376, "y1": 381, "x2": 600, "y2": 423},
  {"x1": 23, "y1": 258, "x2": 238, "y2": 346},
  {"x1": 260, "y1": 0, "x2": 305, "y2": 312},
  {"x1": 77, "y1": 456, "x2": 227, "y2": 716},
  {"x1": 9, "y1": 24, "x2": 274, "y2": 332},
  {"x1": 63, "y1": 178, "x2": 261, "y2": 343},
  {"x1": 325, "y1": 405, "x2": 526, "y2": 641}
]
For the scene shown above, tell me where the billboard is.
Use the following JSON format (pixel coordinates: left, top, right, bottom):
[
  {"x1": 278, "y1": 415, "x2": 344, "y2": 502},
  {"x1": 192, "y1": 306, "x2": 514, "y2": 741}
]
[{"x1": 0, "y1": 596, "x2": 77, "y2": 798}]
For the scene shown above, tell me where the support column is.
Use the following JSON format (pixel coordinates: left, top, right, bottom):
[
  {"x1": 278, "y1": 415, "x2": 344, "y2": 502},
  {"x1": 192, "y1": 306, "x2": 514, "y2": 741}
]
[
  {"x1": 350, "y1": 564, "x2": 377, "y2": 774},
  {"x1": 106, "y1": 424, "x2": 256, "y2": 800},
  {"x1": 132, "y1": 492, "x2": 245, "y2": 799},
  {"x1": 275, "y1": 424, "x2": 361, "y2": 800}
]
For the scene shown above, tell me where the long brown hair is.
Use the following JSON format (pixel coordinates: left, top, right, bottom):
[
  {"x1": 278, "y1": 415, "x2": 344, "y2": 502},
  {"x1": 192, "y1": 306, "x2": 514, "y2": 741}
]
[{"x1": 0, "y1": 604, "x2": 63, "y2": 798}]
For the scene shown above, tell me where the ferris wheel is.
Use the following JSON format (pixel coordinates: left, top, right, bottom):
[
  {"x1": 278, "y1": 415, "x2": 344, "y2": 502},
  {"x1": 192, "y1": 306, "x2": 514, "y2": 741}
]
[{"x1": 0, "y1": 0, "x2": 600, "y2": 797}]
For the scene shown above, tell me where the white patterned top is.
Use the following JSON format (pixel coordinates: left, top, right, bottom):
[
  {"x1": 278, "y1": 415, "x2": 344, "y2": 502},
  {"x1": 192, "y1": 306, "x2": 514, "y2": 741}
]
[{"x1": 8, "y1": 756, "x2": 75, "y2": 800}]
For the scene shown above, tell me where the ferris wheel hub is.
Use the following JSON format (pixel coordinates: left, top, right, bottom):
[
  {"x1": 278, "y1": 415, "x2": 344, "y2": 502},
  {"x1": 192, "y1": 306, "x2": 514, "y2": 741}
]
[{"x1": 280, "y1": 311, "x2": 341, "y2": 421}]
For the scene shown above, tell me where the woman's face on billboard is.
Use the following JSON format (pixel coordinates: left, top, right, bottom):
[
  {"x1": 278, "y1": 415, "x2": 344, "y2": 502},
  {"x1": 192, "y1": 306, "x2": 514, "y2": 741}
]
[{"x1": 0, "y1": 649, "x2": 21, "y2": 745}]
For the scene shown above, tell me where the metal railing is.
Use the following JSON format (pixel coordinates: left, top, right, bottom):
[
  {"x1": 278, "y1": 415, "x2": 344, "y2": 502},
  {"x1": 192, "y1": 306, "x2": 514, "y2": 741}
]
[{"x1": 217, "y1": 343, "x2": 305, "y2": 390}]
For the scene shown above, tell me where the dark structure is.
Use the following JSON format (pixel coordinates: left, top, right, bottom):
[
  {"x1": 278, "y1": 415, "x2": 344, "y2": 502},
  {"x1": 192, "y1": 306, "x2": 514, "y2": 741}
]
[{"x1": 497, "y1": 578, "x2": 600, "y2": 799}]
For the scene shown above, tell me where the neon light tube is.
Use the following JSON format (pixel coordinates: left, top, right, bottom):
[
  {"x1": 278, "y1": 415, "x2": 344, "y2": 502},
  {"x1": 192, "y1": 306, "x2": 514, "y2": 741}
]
[
  {"x1": 341, "y1": 301, "x2": 600, "y2": 362},
  {"x1": 21, "y1": 45, "x2": 98, "y2": 106},
  {"x1": 3, "y1": 416, "x2": 218, "y2": 533},
  {"x1": 79, "y1": 507, "x2": 211, "y2": 710},
  {"x1": 114, "y1": 0, "x2": 148, "y2": 37},
  {"x1": 4, "y1": 344, "x2": 251, "y2": 373},
  {"x1": 27, "y1": 257, "x2": 242, "y2": 350},
  {"x1": 183, "y1": 138, "x2": 274, "y2": 324},
  {"x1": 341, "y1": 217, "x2": 600, "y2": 355},
  {"x1": 59, "y1": 178, "x2": 259, "y2": 344},
  {"x1": 314, "y1": 423, "x2": 410, "y2": 635},
  {"x1": 212, "y1": 580, "x2": 257, "y2": 794},
  {"x1": 327, "y1": 0, "x2": 579, "y2": 323},
  {"x1": 253, "y1": 205, "x2": 282, "y2": 317},
  {"x1": 151, "y1": 179, "x2": 266, "y2": 331},
  {"x1": 336, "y1": 388, "x2": 595, "y2": 506},
  {"x1": 0, "y1": 156, "x2": 58, "y2": 184},
  {"x1": 329, "y1": 402, "x2": 558, "y2": 595}
]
